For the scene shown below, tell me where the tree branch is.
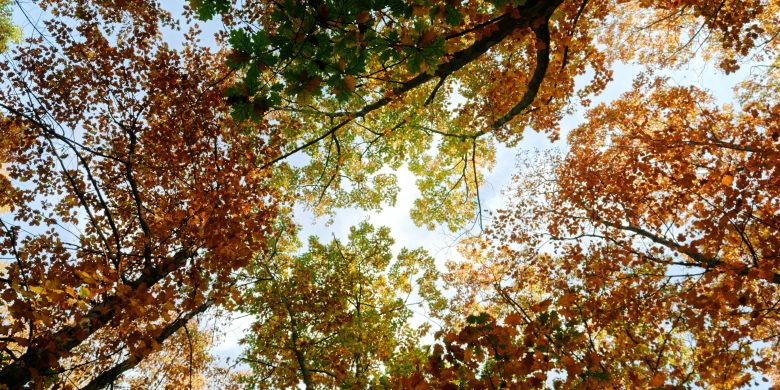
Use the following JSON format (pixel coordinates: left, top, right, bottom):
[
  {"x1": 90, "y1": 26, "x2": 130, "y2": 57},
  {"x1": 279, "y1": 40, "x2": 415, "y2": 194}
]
[
  {"x1": 0, "y1": 249, "x2": 193, "y2": 388},
  {"x1": 598, "y1": 219, "x2": 780, "y2": 284},
  {"x1": 490, "y1": 21, "x2": 552, "y2": 130},
  {"x1": 79, "y1": 299, "x2": 214, "y2": 390},
  {"x1": 261, "y1": 0, "x2": 564, "y2": 168}
]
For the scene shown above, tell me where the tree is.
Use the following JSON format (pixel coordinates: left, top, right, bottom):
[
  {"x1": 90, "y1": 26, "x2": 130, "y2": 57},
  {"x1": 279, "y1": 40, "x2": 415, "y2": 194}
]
[
  {"x1": 190, "y1": 0, "x2": 591, "y2": 230},
  {"x1": 0, "y1": 0, "x2": 19, "y2": 215},
  {"x1": 402, "y1": 75, "x2": 780, "y2": 387},
  {"x1": 192, "y1": 0, "x2": 780, "y2": 387},
  {"x1": 191, "y1": 0, "x2": 780, "y2": 230},
  {"x1": 0, "y1": 1, "x2": 279, "y2": 387},
  {"x1": 3, "y1": 0, "x2": 780, "y2": 387},
  {"x1": 49, "y1": 303, "x2": 235, "y2": 389},
  {"x1": 237, "y1": 221, "x2": 444, "y2": 389},
  {"x1": 404, "y1": 240, "x2": 778, "y2": 388}
]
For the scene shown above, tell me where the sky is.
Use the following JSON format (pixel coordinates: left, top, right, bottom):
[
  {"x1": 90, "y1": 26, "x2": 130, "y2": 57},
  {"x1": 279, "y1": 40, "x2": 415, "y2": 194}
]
[{"x1": 6, "y1": 1, "x2": 774, "y2": 387}]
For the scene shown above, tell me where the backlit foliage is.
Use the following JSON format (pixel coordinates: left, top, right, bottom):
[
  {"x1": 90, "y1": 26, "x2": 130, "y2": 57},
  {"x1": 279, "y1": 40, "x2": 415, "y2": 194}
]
[
  {"x1": 406, "y1": 76, "x2": 780, "y2": 388},
  {"x1": 192, "y1": 0, "x2": 780, "y2": 231},
  {"x1": 237, "y1": 221, "x2": 444, "y2": 388},
  {"x1": 0, "y1": 1, "x2": 278, "y2": 387},
  {"x1": 1, "y1": 0, "x2": 779, "y2": 388}
]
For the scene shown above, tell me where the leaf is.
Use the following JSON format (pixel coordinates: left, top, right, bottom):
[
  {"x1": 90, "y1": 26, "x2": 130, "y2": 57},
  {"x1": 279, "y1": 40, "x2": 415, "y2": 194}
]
[
  {"x1": 649, "y1": 372, "x2": 666, "y2": 387},
  {"x1": 74, "y1": 270, "x2": 95, "y2": 284},
  {"x1": 557, "y1": 293, "x2": 574, "y2": 308},
  {"x1": 28, "y1": 285, "x2": 44, "y2": 295},
  {"x1": 504, "y1": 312, "x2": 523, "y2": 326},
  {"x1": 418, "y1": 30, "x2": 437, "y2": 47},
  {"x1": 356, "y1": 10, "x2": 371, "y2": 24},
  {"x1": 343, "y1": 75, "x2": 357, "y2": 91},
  {"x1": 78, "y1": 286, "x2": 90, "y2": 300}
]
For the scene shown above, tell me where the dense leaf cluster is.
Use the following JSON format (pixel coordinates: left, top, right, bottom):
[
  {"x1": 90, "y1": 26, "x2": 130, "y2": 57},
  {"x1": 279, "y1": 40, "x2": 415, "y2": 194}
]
[{"x1": 0, "y1": 0, "x2": 779, "y2": 388}]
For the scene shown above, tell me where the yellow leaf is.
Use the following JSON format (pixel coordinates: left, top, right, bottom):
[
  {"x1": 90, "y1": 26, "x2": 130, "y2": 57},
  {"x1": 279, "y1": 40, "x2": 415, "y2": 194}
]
[
  {"x1": 74, "y1": 270, "x2": 95, "y2": 283},
  {"x1": 721, "y1": 174, "x2": 733, "y2": 186}
]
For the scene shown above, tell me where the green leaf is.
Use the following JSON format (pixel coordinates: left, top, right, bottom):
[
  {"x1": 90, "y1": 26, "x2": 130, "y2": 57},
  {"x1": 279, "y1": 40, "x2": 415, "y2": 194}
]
[
  {"x1": 466, "y1": 312, "x2": 491, "y2": 325},
  {"x1": 190, "y1": 0, "x2": 232, "y2": 21},
  {"x1": 78, "y1": 286, "x2": 90, "y2": 300}
]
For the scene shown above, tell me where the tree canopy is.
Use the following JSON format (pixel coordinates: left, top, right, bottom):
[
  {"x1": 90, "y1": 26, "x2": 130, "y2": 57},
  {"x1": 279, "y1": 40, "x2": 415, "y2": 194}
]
[
  {"x1": 0, "y1": 0, "x2": 778, "y2": 388},
  {"x1": 237, "y1": 221, "x2": 443, "y2": 388}
]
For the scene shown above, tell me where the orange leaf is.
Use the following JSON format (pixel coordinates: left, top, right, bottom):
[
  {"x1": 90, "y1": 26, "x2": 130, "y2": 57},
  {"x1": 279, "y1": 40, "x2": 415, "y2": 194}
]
[
  {"x1": 649, "y1": 372, "x2": 666, "y2": 387},
  {"x1": 344, "y1": 75, "x2": 357, "y2": 91}
]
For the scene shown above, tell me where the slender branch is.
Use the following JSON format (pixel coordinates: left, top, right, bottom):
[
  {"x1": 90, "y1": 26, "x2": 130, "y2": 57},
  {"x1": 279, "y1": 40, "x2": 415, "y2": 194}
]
[
  {"x1": 598, "y1": 219, "x2": 780, "y2": 284},
  {"x1": 122, "y1": 127, "x2": 153, "y2": 269},
  {"x1": 471, "y1": 141, "x2": 483, "y2": 231},
  {"x1": 445, "y1": 14, "x2": 509, "y2": 40},
  {"x1": 424, "y1": 76, "x2": 446, "y2": 106}
]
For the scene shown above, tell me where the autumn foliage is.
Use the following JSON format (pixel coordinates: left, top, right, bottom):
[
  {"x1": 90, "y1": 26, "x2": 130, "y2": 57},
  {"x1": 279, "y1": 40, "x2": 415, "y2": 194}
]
[
  {"x1": 0, "y1": 1, "x2": 277, "y2": 387},
  {"x1": 237, "y1": 222, "x2": 443, "y2": 388},
  {"x1": 1, "y1": 0, "x2": 779, "y2": 388}
]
